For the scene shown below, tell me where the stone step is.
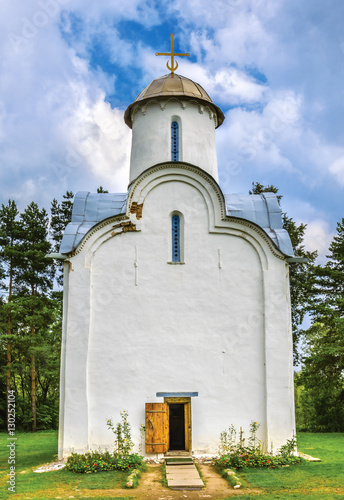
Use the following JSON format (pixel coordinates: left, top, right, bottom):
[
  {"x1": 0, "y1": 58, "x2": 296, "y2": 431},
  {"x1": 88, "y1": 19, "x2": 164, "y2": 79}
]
[
  {"x1": 168, "y1": 478, "x2": 204, "y2": 489},
  {"x1": 166, "y1": 464, "x2": 195, "y2": 468},
  {"x1": 166, "y1": 470, "x2": 200, "y2": 478},
  {"x1": 165, "y1": 461, "x2": 195, "y2": 466},
  {"x1": 165, "y1": 461, "x2": 204, "y2": 490},
  {"x1": 164, "y1": 451, "x2": 191, "y2": 457},
  {"x1": 165, "y1": 457, "x2": 193, "y2": 462}
]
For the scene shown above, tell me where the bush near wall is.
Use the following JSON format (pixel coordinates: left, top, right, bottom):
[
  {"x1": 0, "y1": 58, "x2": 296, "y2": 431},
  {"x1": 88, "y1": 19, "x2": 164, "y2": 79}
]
[
  {"x1": 216, "y1": 421, "x2": 302, "y2": 472},
  {"x1": 66, "y1": 451, "x2": 144, "y2": 473},
  {"x1": 215, "y1": 453, "x2": 302, "y2": 471}
]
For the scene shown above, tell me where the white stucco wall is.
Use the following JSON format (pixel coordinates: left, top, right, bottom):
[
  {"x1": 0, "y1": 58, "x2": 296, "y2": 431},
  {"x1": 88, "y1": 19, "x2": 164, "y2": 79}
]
[
  {"x1": 129, "y1": 100, "x2": 218, "y2": 183},
  {"x1": 59, "y1": 167, "x2": 295, "y2": 459}
]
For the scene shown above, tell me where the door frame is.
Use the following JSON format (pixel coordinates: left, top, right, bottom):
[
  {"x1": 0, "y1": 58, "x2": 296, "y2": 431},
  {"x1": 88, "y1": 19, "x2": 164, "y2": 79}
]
[{"x1": 164, "y1": 397, "x2": 191, "y2": 452}]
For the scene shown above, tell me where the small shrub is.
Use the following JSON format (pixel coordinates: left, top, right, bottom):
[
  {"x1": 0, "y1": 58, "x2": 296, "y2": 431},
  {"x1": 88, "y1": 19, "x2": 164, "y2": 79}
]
[
  {"x1": 279, "y1": 436, "x2": 297, "y2": 457},
  {"x1": 247, "y1": 420, "x2": 261, "y2": 454},
  {"x1": 215, "y1": 421, "x2": 302, "y2": 472},
  {"x1": 66, "y1": 412, "x2": 145, "y2": 475},
  {"x1": 216, "y1": 452, "x2": 301, "y2": 471},
  {"x1": 66, "y1": 452, "x2": 113, "y2": 473},
  {"x1": 219, "y1": 424, "x2": 237, "y2": 455},
  {"x1": 66, "y1": 451, "x2": 144, "y2": 474},
  {"x1": 107, "y1": 411, "x2": 134, "y2": 458},
  {"x1": 115, "y1": 453, "x2": 144, "y2": 471}
]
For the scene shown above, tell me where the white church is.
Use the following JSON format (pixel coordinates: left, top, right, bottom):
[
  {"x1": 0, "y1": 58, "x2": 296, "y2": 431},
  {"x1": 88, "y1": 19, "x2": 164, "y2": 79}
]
[{"x1": 57, "y1": 37, "x2": 297, "y2": 459}]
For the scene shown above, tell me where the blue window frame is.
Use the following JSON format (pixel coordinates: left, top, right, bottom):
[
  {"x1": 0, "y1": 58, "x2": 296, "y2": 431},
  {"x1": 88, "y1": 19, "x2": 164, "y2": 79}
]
[
  {"x1": 171, "y1": 121, "x2": 179, "y2": 161},
  {"x1": 172, "y1": 214, "x2": 180, "y2": 262}
]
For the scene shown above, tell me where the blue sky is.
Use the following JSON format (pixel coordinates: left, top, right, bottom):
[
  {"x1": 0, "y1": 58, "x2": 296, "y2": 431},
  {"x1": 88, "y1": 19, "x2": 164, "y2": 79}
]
[{"x1": 1, "y1": 0, "x2": 343, "y2": 261}]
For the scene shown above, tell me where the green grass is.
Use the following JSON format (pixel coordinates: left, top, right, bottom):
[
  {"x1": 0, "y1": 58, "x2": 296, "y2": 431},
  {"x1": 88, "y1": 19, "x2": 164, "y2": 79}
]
[
  {"x1": 224, "y1": 433, "x2": 344, "y2": 500},
  {"x1": 1, "y1": 431, "x2": 344, "y2": 499},
  {"x1": 160, "y1": 463, "x2": 168, "y2": 488},
  {"x1": 0, "y1": 430, "x2": 133, "y2": 499}
]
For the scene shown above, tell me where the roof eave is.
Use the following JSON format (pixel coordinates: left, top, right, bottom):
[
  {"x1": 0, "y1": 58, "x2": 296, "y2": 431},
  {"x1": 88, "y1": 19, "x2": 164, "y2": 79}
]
[{"x1": 124, "y1": 95, "x2": 225, "y2": 129}]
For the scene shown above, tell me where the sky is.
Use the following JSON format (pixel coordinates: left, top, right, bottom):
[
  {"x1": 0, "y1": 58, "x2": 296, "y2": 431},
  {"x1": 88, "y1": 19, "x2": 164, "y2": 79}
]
[{"x1": 1, "y1": 0, "x2": 343, "y2": 261}]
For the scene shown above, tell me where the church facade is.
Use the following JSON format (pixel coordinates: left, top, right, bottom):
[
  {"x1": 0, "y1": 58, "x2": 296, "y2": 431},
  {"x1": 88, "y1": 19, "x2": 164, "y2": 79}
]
[{"x1": 57, "y1": 70, "x2": 296, "y2": 459}]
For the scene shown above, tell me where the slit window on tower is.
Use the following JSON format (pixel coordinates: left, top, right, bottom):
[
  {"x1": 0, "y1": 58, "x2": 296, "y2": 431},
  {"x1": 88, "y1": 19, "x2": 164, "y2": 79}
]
[
  {"x1": 171, "y1": 121, "x2": 179, "y2": 161},
  {"x1": 172, "y1": 215, "x2": 181, "y2": 262}
]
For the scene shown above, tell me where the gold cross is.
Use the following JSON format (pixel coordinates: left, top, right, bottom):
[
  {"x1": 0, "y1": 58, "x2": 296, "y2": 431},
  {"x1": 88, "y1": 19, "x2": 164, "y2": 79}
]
[{"x1": 155, "y1": 33, "x2": 190, "y2": 74}]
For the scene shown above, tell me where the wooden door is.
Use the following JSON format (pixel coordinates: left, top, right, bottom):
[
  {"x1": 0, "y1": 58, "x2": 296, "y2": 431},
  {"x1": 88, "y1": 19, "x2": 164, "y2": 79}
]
[
  {"x1": 145, "y1": 402, "x2": 168, "y2": 453},
  {"x1": 184, "y1": 401, "x2": 191, "y2": 452},
  {"x1": 165, "y1": 397, "x2": 191, "y2": 452}
]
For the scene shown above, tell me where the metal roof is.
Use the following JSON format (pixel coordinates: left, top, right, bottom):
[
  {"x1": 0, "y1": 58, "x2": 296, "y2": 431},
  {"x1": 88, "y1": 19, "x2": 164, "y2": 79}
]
[
  {"x1": 124, "y1": 73, "x2": 225, "y2": 129},
  {"x1": 224, "y1": 193, "x2": 294, "y2": 256},
  {"x1": 59, "y1": 192, "x2": 127, "y2": 254},
  {"x1": 60, "y1": 190, "x2": 294, "y2": 257}
]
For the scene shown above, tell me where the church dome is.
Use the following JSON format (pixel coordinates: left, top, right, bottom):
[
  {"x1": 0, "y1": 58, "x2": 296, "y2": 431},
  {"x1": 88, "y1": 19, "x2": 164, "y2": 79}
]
[{"x1": 124, "y1": 73, "x2": 225, "y2": 129}]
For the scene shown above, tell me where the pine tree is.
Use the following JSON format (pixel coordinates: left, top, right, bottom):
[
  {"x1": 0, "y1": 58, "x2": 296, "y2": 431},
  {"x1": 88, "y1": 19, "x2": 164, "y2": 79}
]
[
  {"x1": 0, "y1": 200, "x2": 21, "y2": 430},
  {"x1": 1, "y1": 194, "x2": 74, "y2": 431},
  {"x1": 312, "y1": 218, "x2": 344, "y2": 317},
  {"x1": 50, "y1": 191, "x2": 73, "y2": 287},
  {"x1": 298, "y1": 219, "x2": 344, "y2": 431},
  {"x1": 50, "y1": 191, "x2": 74, "y2": 253},
  {"x1": 14, "y1": 202, "x2": 54, "y2": 432}
]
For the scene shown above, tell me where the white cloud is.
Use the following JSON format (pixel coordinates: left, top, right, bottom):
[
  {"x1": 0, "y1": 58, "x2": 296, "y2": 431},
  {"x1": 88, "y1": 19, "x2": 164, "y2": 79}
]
[
  {"x1": 303, "y1": 219, "x2": 334, "y2": 263},
  {"x1": 64, "y1": 0, "x2": 161, "y2": 27},
  {"x1": 216, "y1": 84, "x2": 344, "y2": 200},
  {"x1": 184, "y1": 64, "x2": 268, "y2": 105},
  {"x1": 216, "y1": 89, "x2": 303, "y2": 179},
  {"x1": 329, "y1": 156, "x2": 344, "y2": 187},
  {"x1": 59, "y1": 96, "x2": 131, "y2": 191},
  {"x1": 0, "y1": 0, "x2": 343, "y2": 244},
  {"x1": 0, "y1": 4, "x2": 132, "y2": 210}
]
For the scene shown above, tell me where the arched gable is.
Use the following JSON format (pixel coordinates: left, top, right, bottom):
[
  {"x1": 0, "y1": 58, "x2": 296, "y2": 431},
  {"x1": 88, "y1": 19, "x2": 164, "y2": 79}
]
[{"x1": 66, "y1": 162, "x2": 290, "y2": 273}]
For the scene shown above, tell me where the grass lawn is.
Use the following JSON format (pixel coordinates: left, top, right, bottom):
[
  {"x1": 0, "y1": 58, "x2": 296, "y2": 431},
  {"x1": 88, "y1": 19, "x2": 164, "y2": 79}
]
[
  {"x1": 0, "y1": 430, "x2": 133, "y2": 499},
  {"x1": 1, "y1": 431, "x2": 344, "y2": 499},
  {"x1": 225, "y1": 433, "x2": 344, "y2": 500}
]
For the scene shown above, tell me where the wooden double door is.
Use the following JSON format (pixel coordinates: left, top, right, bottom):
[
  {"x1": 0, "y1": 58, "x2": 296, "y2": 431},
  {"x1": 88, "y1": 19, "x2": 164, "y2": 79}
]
[{"x1": 145, "y1": 398, "x2": 191, "y2": 453}]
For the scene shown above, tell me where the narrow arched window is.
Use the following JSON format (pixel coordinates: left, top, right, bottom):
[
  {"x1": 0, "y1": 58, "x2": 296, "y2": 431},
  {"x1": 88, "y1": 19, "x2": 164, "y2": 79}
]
[
  {"x1": 171, "y1": 121, "x2": 179, "y2": 161},
  {"x1": 172, "y1": 214, "x2": 180, "y2": 262}
]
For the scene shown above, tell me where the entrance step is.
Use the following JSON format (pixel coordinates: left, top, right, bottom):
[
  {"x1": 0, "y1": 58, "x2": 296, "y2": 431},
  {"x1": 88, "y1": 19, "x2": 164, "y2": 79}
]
[
  {"x1": 165, "y1": 460, "x2": 204, "y2": 490},
  {"x1": 165, "y1": 457, "x2": 194, "y2": 466},
  {"x1": 165, "y1": 451, "x2": 191, "y2": 457}
]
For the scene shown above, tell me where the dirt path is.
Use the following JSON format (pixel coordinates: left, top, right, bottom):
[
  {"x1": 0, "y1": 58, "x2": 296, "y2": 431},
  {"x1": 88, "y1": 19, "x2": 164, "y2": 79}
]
[{"x1": 78, "y1": 464, "x2": 260, "y2": 499}]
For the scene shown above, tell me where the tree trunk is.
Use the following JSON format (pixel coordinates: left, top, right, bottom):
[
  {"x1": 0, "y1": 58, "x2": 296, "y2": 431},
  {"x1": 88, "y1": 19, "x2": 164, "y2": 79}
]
[
  {"x1": 6, "y1": 340, "x2": 11, "y2": 431},
  {"x1": 31, "y1": 353, "x2": 37, "y2": 432},
  {"x1": 6, "y1": 264, "x2": 13, "y2": 431},
  {"x1": 31, "y1": 324, "x2": 37, "y2": 433}
]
